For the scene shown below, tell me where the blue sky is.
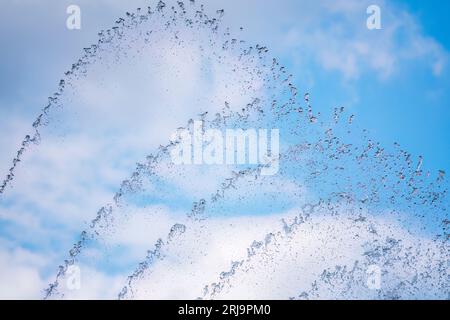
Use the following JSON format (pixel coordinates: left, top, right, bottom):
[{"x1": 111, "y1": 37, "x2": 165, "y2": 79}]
[
  {"x1": 0, "y1": 0, "x2": 448, "y2": 299},
  {"x1": 397, "y1": 0, "x2": 450, "y2": 48}
]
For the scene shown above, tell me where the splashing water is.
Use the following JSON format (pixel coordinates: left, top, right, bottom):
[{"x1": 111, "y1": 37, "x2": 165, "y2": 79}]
[{"x1": 0, "y1": 1, "x2": 448, "y2": 300}]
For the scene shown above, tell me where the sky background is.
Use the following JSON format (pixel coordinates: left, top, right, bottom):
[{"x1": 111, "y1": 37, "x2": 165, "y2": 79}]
[
  {"x1": 0, "y1": 0, "x2": 448, "y2": 299},
  {"x1": 0, "y1": 0, "x2": 449, "y2": 172}
]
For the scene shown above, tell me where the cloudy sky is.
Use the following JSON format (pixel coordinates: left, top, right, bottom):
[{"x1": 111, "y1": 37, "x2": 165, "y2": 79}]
[{"x1": 0, "y1": 0, "x2": 448, "y2": 299}]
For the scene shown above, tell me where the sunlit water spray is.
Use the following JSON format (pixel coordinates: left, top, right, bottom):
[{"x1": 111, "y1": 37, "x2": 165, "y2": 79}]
[{"x1": 0, "y1": 0, "x2": 447, "y2": 299}]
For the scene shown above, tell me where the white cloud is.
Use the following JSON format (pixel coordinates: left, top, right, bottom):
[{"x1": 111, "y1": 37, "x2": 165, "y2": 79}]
[
  {"x1": 0, "y1": 247, "x2": 50, "y2": 299},
  {"x1": 285, "y1": 0, "x2": 447, "y2": 80},
  {"x1": 206, "y1": 0, "x2": 448, "y2": 80},
  {"x1": 115, "y1": 206, "x2": 446, "y2": 300},
  {"x1": 8, "y1": 203, "x2": 443, "y2": 300}
]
